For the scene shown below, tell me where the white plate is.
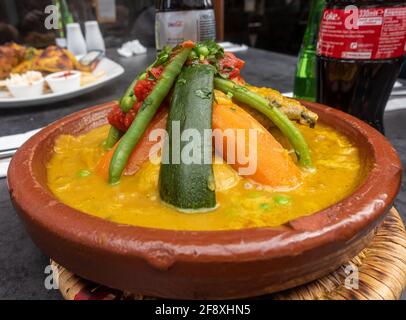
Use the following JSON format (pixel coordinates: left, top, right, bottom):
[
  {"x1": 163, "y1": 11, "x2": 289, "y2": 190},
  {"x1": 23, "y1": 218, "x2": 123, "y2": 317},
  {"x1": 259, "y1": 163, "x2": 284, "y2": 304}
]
[{"x1": 0, "y1": 57, "x2": 124, "y2": 108}]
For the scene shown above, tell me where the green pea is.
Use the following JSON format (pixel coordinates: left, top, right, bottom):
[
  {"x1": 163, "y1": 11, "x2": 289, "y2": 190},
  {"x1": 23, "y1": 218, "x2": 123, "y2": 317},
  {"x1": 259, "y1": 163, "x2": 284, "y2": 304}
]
[
  {"x1": 274, "y1": 195, "x2": 291, "y2": 206},
  {"x1": 188, "y1": 50, "x2": 198, "y2": 60},
  {"x1": 259, "y1": 203, "x2": 271, "y2": 211},
  {"x1": 77, "y1": 169, "x2": 91, "y2": 178},
  {"x1": 197, "y1": 46, "x2": 209, "y2": 57},
  {"x1": 120, "y1": 96, "x2": 134, "y2": 112}
]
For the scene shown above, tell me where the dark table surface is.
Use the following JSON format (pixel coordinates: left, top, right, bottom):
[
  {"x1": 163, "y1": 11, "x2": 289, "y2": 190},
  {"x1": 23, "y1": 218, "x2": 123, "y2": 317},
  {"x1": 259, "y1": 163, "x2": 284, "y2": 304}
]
[{"x1": 0, "y1": 48, "x2": 405, "y2": 300}]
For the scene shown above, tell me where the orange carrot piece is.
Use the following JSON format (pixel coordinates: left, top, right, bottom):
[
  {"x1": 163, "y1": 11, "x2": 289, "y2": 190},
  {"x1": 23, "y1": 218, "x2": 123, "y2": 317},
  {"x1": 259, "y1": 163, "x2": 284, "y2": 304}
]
[
  {"x1": 212, "y1": 101, "x2": 302, "y2": 189},
  {"x1": 124, "y1": 108, "x2": 168, "y2": 176},
  {"x1": 181, "y1": 40, "x2": 196, "y2": 48},
  {"x1": 96, "y1": 143, "x2": 118, "y2": 181},
  {"x1": 97, "y1": 108, "x2": 168, "y2": 181},
  {"x1": 98, "y1": 101, "x2": 301, "y2": 189}
]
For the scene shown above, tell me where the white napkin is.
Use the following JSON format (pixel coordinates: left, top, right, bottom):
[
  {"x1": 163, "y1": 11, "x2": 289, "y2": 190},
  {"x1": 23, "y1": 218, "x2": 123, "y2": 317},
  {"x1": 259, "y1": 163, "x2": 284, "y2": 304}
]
[
  {"x1": 0, "y1": 128, "x2": 41, "y2": 178},
  {"x1": 218, "y1": 42, "x2": 249, "y2": 53},
  {"x1": 117, "y1": 40, "x2": 147, "y2": 58},
  {"x1": 283, "y1": 92, "x2": 293, "y2": 97},
  {"x1": 386, "y1": 97, "x2": 406, "y2": 112},
  {"x1": 0, "y1": 159, "x2": 11, "y2": 179}
]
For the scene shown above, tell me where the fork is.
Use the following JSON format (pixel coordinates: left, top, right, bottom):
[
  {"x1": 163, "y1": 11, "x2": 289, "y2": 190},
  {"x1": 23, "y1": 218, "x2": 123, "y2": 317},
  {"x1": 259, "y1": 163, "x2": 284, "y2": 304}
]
[{"x1": 0, "y1": 148, "x2": 17, "y2": 160}]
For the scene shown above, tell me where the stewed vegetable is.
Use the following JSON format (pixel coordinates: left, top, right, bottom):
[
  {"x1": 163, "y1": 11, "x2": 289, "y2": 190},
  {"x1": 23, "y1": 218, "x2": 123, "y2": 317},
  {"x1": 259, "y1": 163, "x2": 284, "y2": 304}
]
[
  {"x1": 100, "y1": 40, "x2": 316, "y2": 213},
  {"x1": 104, "y1": 47, "x2": 174, "y2": 150},
  {"x1": 109, "y1": 44, "x2": 193, "y2": 184},
  {"x1": 119, "y1": 46, "x2": 173, "y2": 113},
  {"x1": 159, "y1": 64, "x2": 217, "y2": 211},
  {"x1": 104, "y1": 126, "x2": 122, "y2": 150},
  {"x1": 212, "y1": 93, "x2": 302, "y2": 188},
  {"x1": 213, "y1": 77, "x2": 313, "y2": 169}
]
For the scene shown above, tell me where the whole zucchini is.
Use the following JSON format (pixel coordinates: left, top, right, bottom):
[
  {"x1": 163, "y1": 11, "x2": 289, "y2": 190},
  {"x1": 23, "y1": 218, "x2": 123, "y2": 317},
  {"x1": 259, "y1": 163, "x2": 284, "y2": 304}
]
[{"x1": 159, "y1": 64, "x2": 216, "y2": 211}]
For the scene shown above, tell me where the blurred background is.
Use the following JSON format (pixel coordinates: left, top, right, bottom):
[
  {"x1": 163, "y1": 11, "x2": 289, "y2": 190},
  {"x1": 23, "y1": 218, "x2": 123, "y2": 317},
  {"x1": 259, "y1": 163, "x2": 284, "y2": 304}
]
[{"x1": 0, "y1": 0, "x2": 310, "y2": 54}]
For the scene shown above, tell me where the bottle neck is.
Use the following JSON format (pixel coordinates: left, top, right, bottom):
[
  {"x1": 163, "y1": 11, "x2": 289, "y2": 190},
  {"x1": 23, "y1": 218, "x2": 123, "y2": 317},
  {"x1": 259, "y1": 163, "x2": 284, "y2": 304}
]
[
  {"x1": 302, "y1": 0, "x2": 326, "y2": 50},
  {"x1": 156, "y1": 0, "x2": 213, "y2": 11}
]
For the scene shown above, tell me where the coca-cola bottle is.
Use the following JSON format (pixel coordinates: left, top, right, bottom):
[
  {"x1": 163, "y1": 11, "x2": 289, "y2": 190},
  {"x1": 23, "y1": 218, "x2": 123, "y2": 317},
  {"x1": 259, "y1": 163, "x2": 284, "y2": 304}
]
[
  {"x1": 155, "y1": 0, "x2": 216, "y2": 51},
  {"x1": 316, "y1": 0, "x2": 406, "y2": 133}
]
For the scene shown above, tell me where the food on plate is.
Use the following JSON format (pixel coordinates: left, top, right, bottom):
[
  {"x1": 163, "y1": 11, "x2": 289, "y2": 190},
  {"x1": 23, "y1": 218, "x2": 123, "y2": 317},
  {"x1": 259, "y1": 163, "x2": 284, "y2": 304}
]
[
  {"x1": 4, "y1": 71, "x2": 44, "y2": 98},
  {"x1": 28, "y1": 45, "x2": 91, "y2": 74},
  {"x1": 0, "y1": 42, "x2": 26, "y2": 79},
  {"x1": 9, "y1": 47, "x2": 42, "y2": 75},
  {"x1": 45, "y1": 70, "x2": 81, "y2": 93},
  {"x1": 0, "y1": 43, "x2": 105, "y2": 99},
  {"x1": 46, "y1": 41, "x2": 364, "y2": 230},
  {"x1": 4, "y1": 71, "x2": 43, "y2": 86},
  {"x1": 79, "y1": 70, "x2": 106, "y2": 87},
  {"x1": 0, "y1": 43, "x2": 95, "y2": 80}
]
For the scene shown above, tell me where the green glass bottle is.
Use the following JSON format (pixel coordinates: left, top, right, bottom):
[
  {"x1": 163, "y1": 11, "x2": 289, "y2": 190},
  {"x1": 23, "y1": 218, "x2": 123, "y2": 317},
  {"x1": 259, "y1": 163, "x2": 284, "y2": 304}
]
[
  {"x1": 293, "y1": 0, "x2": 326, "y2": 102},
  {"x1": 54, "y1": 0, "x2": 74, "y2": 47},
  {"x1": 61, "y1": 0, "x2": 74, "y2": 25}
]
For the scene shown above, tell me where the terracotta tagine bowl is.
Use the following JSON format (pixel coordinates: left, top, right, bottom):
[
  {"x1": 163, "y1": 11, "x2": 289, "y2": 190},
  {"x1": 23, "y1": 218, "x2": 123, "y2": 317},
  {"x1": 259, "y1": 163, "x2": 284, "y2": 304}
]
[{"x1": 7, "y1": 100, "x2": 402, "y2": 299}]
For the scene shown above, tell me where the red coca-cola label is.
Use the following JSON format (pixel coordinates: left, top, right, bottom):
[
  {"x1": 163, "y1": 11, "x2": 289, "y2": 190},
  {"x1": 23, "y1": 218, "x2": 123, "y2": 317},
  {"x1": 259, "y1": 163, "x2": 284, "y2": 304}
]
[{"x1": 317, "y1": 6, "x2": 406, "y2": 60}]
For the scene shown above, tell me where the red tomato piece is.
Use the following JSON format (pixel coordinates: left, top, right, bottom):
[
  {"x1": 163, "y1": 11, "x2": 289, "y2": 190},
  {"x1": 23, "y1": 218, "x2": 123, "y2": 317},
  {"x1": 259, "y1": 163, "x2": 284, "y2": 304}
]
[
  {"x1": 218, "y1": 52, "x2": 245, "y2": 80},
  {"x1": 133, "y1": 65, "x2": 164, "y2": 102},
  {"x1": 107, "y1": 105, "x2": 127, "y2": 132}
]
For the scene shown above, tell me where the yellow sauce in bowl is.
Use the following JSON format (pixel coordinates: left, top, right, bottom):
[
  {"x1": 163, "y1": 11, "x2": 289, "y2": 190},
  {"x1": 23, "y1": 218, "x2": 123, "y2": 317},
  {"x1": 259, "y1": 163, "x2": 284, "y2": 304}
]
[{"x1": 47, "y1": 120, "x2": 365, "y2": 231}]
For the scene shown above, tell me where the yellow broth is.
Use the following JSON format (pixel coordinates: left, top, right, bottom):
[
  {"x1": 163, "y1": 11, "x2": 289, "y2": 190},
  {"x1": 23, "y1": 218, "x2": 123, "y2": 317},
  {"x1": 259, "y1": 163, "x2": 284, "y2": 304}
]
[{"x1": 47, "y1": 121, "x2": 365, "y2": 231}]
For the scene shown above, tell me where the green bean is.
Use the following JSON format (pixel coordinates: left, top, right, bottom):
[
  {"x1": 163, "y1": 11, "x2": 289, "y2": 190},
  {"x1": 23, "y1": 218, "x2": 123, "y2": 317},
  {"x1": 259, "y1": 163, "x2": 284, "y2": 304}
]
[
  {"x1": 109, "y1": 47, "x2": 192, "y2": 184},
  {"x1": 119, "y1": 47, "x2": 173, "y2": 112},
  {"x1": 119, "y1": 76, "x2": 138, "y2": 112},
  {"x1": 119, "y1": 67, "x2": 160, "y2": 112},
  {"x1": 104, "y1": 70, "x2": 149, "y2": 151},
  {"x1": 213, "y1": 77, "x2": 313, "y2": 169},
  {"x1": 118, "y1": 69, "x2": 150, "y2": 112},
  {"x1": 107, "y1": 49, "x2": 174, "y2": 150},
  {"x1": 104, "y1": 126, "x2": 123, "y2": 150}
]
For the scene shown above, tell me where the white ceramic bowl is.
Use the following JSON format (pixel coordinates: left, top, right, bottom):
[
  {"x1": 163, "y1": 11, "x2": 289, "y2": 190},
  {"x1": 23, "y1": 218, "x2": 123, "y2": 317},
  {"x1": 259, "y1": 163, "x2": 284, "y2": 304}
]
[
  {"x1": 6, "y1": 78, "x2": 44, "y2": 98},
  {"x1": 46, "y1": 71, "x2": 81, "y2": 93}
]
